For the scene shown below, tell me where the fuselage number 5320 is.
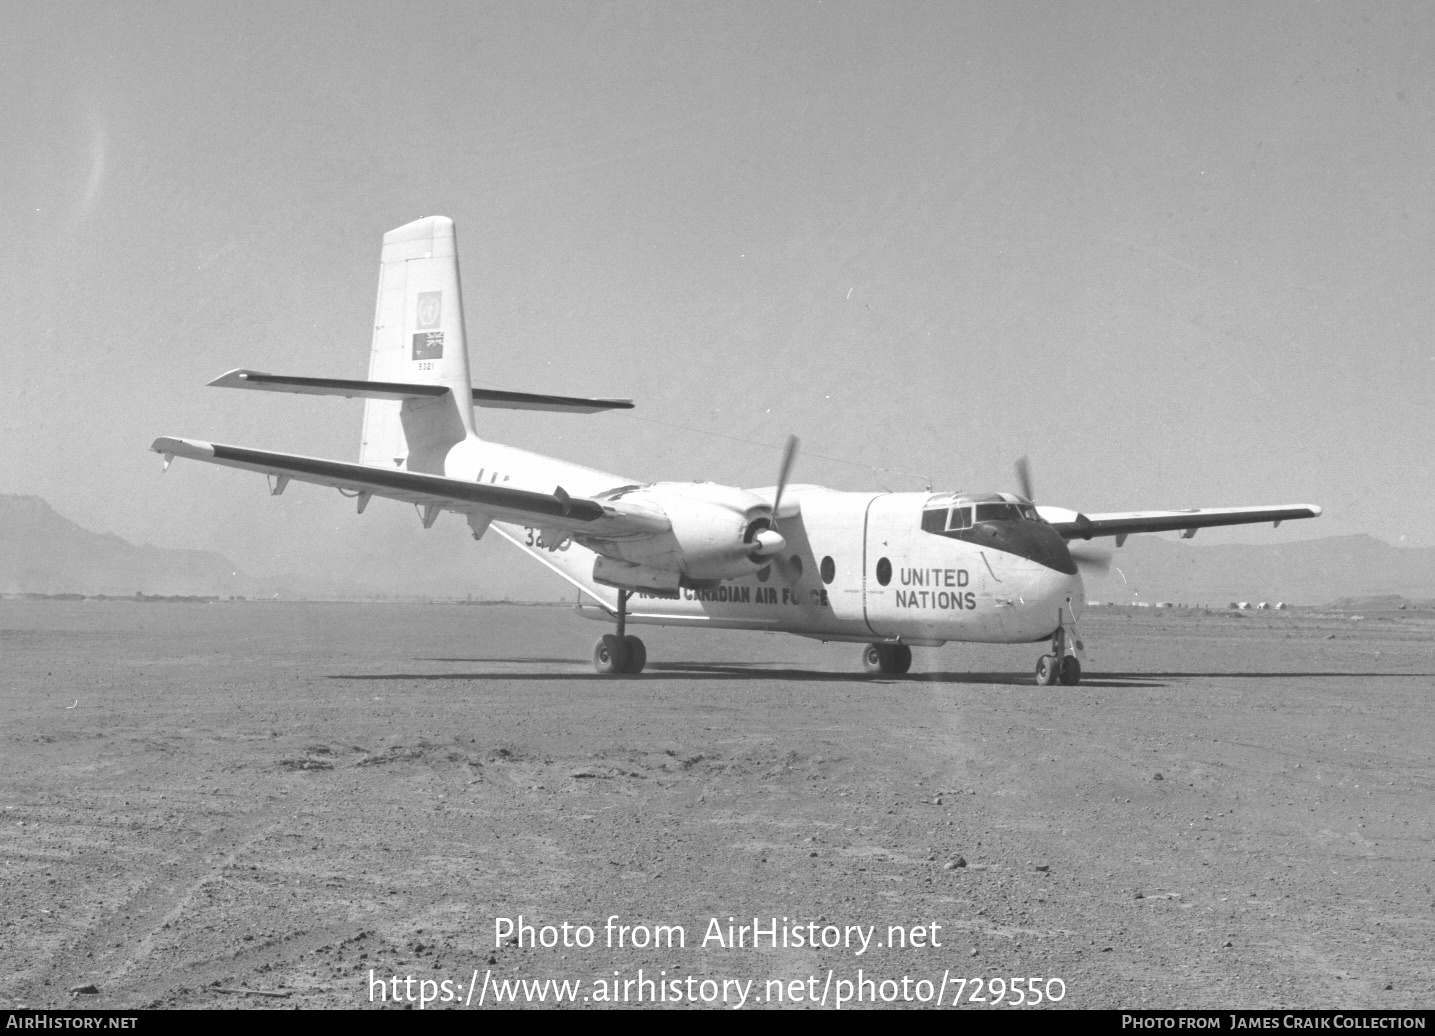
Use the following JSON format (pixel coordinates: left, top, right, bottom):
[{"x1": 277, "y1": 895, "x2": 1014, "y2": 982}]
[{"x1": 524, "y1": 528, "x2": 569, "y2": 551}]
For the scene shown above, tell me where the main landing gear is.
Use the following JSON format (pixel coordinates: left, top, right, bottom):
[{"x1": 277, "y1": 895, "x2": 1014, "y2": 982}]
[
  {"x1": 1035, "y1": 624, "x2": 1081, "y2": 687},
  {"x1": 593, "y1": 590, "x2": 647, "y2": 675},
  {"x1": 862, "y1": 642, "x2": 912, "y2": 675}
]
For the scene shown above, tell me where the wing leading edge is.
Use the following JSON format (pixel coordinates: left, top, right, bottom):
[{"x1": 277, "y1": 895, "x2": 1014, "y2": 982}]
[
  {"x1": 1038, "y1": 504, "x2": 1322, "y2": 542},
  {"x1": 149, "y1": 437, "x2": 669, "y2": 536}
]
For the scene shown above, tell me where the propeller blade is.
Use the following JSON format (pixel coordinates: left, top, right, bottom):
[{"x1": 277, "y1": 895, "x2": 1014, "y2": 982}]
[
  {"x1": 1014, "y1": 455, "x2": 1034, "y2": 504},
  {"x1": 770, "y1": 434, "x2": 800, "y2": 522},
  {"x1": 751, "y1": 435, "x2": 800, "y2": 583},
  {"x1": 1071, "y1": 547, "x2": 1111, "y2": 575}
]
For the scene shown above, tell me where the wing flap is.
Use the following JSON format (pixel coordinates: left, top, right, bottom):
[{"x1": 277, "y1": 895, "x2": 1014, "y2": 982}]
[
  {"x1": 1040, "y1": 504, "x2": 1322, "y2": 541},
  {"x1": 151, "y1": 437, "x2": 669, "y2": 535}
]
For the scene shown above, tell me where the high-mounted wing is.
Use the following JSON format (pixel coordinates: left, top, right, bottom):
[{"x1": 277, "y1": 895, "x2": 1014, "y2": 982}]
[
  {"x1": 150, "y1": 436, "x2": 669, "y2": 536},
  {"x1": 208, "y1": 369, "x2": 634, "y2": 413},
  {"x1": 1037, "y1": 504, "x2": 1322, "y2": 543},
  {"x1": 744, "y1": 483, "x2": 819, "y2": 519}
]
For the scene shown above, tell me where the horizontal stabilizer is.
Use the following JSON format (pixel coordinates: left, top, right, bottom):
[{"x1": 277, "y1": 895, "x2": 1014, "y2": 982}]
[
  {"x1": 209, "y1": 369, "x2": 447, "y2": 399},
  {"x1": 469, "y1": 387, "x2": 633, "y2": 413},
  {"x1": 209, "y1": 370, "x2": 633, "y2": 412}
]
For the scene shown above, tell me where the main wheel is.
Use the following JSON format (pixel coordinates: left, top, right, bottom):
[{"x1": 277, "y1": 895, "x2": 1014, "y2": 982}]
[
  {"x1": 1035, "y1": 654, "x2": 1059, "y2": 686},
  {"x1": 863, "y1": 643, "x2": 911, "y2": 674},
  {"x1": 1059, "y1": 655, "x2": 1081, "y2": 686},
  {"x1": 622, "y1": 635, "x2": 647, "y2": 674},
  {"x1": 593, "y1": 634, "x2": 628, "y2": 675}
]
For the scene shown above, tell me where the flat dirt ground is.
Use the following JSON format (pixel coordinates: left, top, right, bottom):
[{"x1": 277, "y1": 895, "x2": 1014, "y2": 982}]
[{"x1": 1, "y1": 600, "x2": 1431, "y2": 1011}]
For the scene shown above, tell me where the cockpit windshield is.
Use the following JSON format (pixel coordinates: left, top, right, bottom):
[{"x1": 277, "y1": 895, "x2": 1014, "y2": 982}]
[
  {"x1": 974, "y1": 502, "x2": 1028, "y2": 523},
  {"x1": 921, "y1": 499, "x2": 1039, "y2": 534}
]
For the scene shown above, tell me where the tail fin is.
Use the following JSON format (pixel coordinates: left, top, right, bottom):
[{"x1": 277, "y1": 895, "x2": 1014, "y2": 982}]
[{"x1": 359, "y1": 216, "x2": 476, "y2": 472}]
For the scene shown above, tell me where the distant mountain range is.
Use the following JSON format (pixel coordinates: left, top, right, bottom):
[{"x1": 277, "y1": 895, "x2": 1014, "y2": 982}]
[
  {"x1": 2, "y1": 492, "x2": 1433, "y2": 604},
  {"x1": 0, "y1": 494, "x2": 448, "y2": 600},
  {"x1": 1081, "y1": 532, "x2": 1435, "y2": 607},
  {"x1": 0, "y1": 494, "x2": 246, "y2": 596}
]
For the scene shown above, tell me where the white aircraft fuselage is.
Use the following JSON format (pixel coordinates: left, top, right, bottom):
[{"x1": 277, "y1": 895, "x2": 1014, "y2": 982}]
[{"x1": 438, "y1": 436, "x2": 1082, "y2": 646}]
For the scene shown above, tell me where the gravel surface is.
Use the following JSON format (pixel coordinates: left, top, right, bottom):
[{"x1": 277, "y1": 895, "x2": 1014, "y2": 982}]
[{"x1": 1, "y1": 600, "x2": 1430, "y2": 1010}]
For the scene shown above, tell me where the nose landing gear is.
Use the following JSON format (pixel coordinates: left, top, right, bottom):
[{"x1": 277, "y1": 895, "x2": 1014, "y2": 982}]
[
  {"x1": 1035, "y1": 621, "x2": 1081, "y2": 686},
  {"x1": 593, "y1": 590, "x2": 647, "y2": 675},
  {"x1": 862, "y1": 642, "x2": 912, "y2": 675}
]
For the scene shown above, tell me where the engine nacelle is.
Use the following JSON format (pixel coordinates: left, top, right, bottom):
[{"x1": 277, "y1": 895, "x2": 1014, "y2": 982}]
[
  {"x1": 580, "y1": 482, "x2": 776, "y2": 582},
  {"x1": 1035, "y1": 505, "x2": 1090, "y2": 532}
]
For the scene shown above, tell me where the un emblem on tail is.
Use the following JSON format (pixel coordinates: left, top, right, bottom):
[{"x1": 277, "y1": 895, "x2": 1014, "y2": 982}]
[{"x1": 416, "y1": 291, "x2": 442, "y2": 329}]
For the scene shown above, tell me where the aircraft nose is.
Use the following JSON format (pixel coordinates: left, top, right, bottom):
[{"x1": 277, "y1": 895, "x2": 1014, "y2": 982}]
[
  {"x1": 970, "y1": 520, "x2": 1077, "y2": 575},
  {"x1": 1063, "y1": 571, "x2": 1086, "y2": 621},
  {"x1": 1030, "y1": 565, "x2": 1085, "y2": 628}
]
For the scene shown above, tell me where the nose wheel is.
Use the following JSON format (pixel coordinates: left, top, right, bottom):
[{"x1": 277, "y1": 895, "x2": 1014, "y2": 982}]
[
  {"x1": 1035, "y1": 653, "x2": 1081, "y2": 686},
  {"x1": 862, "y1": 642, "x2": 912, "y2": 675},
  {"x1": 594, "y1": 590, "x2": 647, "y2": 675},
  {"x1": 1036, "y1": 623, "x2": 1081, "y2": 686}
]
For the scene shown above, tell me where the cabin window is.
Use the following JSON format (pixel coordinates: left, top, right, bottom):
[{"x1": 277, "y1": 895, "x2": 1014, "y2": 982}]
[
  {"x1": 820, "y1": 556, "x2": 835, "y2": 584},
  {"x1": 875, "y1": 557, "x2": 892, "y2": 586}
]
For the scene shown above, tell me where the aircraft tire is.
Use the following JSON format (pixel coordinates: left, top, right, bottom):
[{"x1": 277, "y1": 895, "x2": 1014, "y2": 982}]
[
  {"x1": 863, "y1": 644, "x2": 911, "y2": 675},
  {"x1": 1035, "y1": 654, "x2": 1059, "y2": 686},
  {"x1": 622, "y1": 635, "x2": 647, "y2": 675},
  {"x1": 1059, "y1": 655, "x2": 1081, "y2": 686},
  {"x1": 593, "y1": 634, "x2": 628, "y2": 675}
]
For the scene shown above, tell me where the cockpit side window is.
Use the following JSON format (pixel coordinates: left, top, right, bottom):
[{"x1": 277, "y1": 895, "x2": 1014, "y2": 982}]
[
  {"x1": 920, "y1": 508, "x2": 946, "y2": 534},
  {"x1": 946, "y1": 506, "x2": 972, "y2": 531}
]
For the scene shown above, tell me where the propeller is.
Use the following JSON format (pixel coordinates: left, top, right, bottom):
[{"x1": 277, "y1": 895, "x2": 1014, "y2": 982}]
[
  {"x1": 771, "y1": 434, "x2": 800, "y2": 523},
  {"x1": 747, "y1": 435, "x2": 800, "y2": 569},
  {"x1": 1069, "y1": 546, "x2": 1112, "y2": 574},
  {"x1": 1014, "y1": 454, "x2": 1034, "y2": 504},
  {"x1": 1013, "y1": 455, "x2": 1111, "y2": 575}
]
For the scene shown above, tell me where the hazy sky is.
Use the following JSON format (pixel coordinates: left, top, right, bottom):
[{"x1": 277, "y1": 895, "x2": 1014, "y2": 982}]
[{"x1": 3, "y1": 2, "x2": 1430, "y2": 597}]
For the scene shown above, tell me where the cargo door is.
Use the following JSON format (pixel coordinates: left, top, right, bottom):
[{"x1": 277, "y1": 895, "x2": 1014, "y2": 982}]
[
  {"x1": 862, "y1": 493, "x2": 924, "y2": 638},
  {"x1": 787, "y1": 489, "x2": 878, "y2": 638}
]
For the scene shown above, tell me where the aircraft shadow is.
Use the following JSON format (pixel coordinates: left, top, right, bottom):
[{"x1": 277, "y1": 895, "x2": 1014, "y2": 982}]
[
  {"x1": 328, "y1": 663, "x2": 1163, "y2": 687},
  {"x1": 1097, "y1": 671, "x2": 1430, "y2": 680},
  {"x1": 399, "y1": 658, "x2": 1421, "y2": 683},
  {"x1": 418, "y1": 657, "x2": 597, "y2": 666},
  {"x1": 400, "y1": 660, "x2": 1422, "y2": 682}
]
